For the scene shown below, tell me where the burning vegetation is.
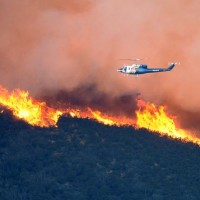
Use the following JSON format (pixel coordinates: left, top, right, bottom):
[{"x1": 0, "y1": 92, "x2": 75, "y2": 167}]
[
  {"x1": 0, "y1": 84, "x2": 200, "y2": 145},
  {"x1": 0, "y1": 85, "x2": 62, "y2": 127}
]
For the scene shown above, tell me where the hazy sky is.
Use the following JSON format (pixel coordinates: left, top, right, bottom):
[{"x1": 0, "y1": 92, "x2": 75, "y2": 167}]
[{"x1": 0, "y1": 0, "x2": 200, "y2": 129}]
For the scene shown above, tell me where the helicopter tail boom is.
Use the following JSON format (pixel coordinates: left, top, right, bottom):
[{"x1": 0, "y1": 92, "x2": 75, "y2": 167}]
[{"x1": 166, "y1": 63, "x2": 176, "y2": 71}]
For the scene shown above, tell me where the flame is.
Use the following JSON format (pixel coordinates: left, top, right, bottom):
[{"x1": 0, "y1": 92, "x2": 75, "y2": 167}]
[
  {"x1": 0, "y1": 84, "x2": 200, "y2": 146},
  {"x1": 67, "y1": 108, "x2": 135, "y2": 127},
  {"x1": 0, "y1": 85, "x2": 62, "y2": 127},
  {"x1": 66, "y1": 104, "x2": 200, "y2": 146},
  {"x1": 136, "y1": 100, "x2": 200, "y2": 145}
]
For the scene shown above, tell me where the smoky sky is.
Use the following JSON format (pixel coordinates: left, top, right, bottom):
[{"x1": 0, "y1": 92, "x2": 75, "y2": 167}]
[
  {"x1": 42, "y1": 84, "x2": 139, "y2": 118},
  {"x1": 1, "y1": 0, "x2": 200, "y2": 131}
]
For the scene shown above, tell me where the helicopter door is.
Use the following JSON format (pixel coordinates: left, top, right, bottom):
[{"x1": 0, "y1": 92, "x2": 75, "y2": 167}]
[{"x1": 126, "y1": 67, "x2": 131, "y2": 73}]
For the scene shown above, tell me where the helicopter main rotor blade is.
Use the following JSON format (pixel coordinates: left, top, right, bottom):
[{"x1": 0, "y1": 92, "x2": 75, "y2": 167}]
[{"x1": 119, "y1": 58, "x2": 144, "y2": 61}]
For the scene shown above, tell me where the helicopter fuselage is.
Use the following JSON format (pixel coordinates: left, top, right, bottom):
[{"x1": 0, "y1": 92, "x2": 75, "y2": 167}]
[{"x1": 117, "y1": 63, "x2": 175, "y2": 75}]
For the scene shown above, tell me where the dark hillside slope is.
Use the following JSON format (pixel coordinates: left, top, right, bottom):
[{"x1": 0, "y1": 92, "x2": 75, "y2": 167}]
[{"x1": 0, "y1": 112, "x2": 200, "y2": 200}]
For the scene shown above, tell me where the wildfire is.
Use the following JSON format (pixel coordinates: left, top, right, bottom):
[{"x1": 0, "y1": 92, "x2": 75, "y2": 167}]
[
  {"x1": 136, "y1": 100, "x2": 200, "y2": 145},
  {"x1": 0, "y1": 85, "x2": 62, "y2": 127},
  {"x1": 67, "y1": 108, "x2": 135, "y2": 127},
  {"x1": 0, "y1": 84, "x2": 200, "y2": 146}
]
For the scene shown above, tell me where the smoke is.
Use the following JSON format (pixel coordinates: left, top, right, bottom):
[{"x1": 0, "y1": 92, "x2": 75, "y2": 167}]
[
  {"x1": 0, "y1": 0, "x2": 200, "y2": 130},
  {"x1": 42, "y1": 84, "x2": 139, "y2": 118}
]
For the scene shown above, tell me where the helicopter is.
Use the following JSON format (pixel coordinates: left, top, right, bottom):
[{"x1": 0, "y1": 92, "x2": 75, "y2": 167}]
[{"x1": 117, "y1": 58, "x2": 178, "y2": 75}]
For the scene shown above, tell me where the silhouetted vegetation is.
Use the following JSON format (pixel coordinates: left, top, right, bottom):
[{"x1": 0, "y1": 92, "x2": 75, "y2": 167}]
[{"x1": 0, "y1": 113, "x2": 200, "y2": 200}]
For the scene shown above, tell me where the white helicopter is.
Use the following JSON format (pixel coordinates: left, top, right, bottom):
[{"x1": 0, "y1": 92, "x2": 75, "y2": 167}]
[{"x1": 117, "y1": 58, "x2": 178, "y2": 75}]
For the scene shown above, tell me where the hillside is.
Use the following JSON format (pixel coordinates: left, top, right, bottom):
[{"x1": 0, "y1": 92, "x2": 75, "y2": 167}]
[{"x1": 0, "y1": 111, "x2": 200, "y2": 200}]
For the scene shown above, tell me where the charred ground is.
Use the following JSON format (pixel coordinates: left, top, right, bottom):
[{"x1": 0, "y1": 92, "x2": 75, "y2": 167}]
[{"x1": 0, "y1": 111, "x2": 200, "y2": 200}]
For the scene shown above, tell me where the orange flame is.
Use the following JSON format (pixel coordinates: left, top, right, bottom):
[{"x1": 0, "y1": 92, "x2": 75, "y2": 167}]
[
  {"x1": 0, "y1": 84, "x2": 199, "y2": 146},
  {"x1": 0, "y1": 85, "x2": 62, "y2": 127},
  {"x1": 67, "y1": 108, "x2": 135, "y2": 127},
  {"x1": 136, "y1": 100, "x2": 200, "y2": 145}
]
